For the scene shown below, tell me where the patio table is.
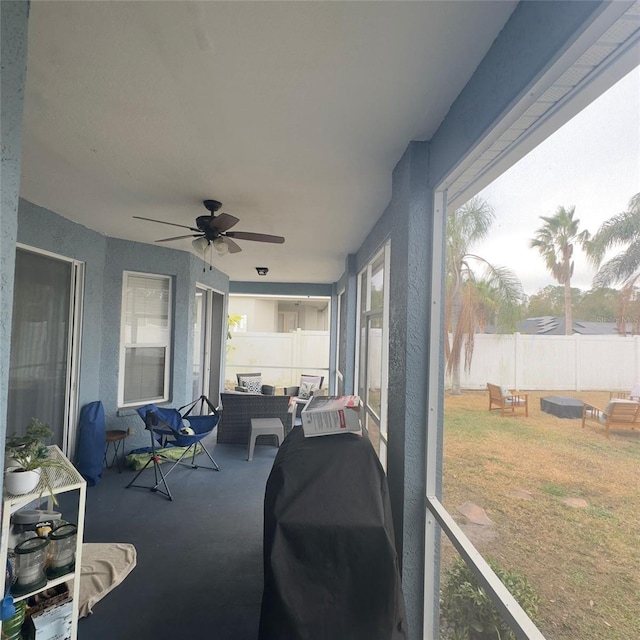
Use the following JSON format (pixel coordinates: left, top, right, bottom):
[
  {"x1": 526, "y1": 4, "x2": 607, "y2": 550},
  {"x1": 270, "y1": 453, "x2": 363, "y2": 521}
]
[{"x1": 540, "y1": 396, "x2": 584, "y2": 419}]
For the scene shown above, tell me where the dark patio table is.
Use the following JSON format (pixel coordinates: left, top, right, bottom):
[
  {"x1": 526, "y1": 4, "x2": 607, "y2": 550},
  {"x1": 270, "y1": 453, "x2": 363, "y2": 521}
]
[{"x1": 540, "y1": 396, "x2": 584, "y2": 419}]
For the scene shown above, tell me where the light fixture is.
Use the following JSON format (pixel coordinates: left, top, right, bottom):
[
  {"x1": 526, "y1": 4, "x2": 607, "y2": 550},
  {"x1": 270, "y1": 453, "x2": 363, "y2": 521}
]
[
  {"x1": 213, "y1": 237, "x2": 229, "y2": 256},
  {"x1": 192, "y1": 237, "x2": 209, "y2": 253},
  {"x1": 256, "y1": 267, "x2": 269, "y2": 276}
]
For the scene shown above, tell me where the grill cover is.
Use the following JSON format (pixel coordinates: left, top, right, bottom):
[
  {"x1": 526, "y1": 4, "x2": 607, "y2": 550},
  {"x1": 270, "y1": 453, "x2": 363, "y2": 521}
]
[{"x1": 259, "y1": 426, "x2": 407, "y2": 640}]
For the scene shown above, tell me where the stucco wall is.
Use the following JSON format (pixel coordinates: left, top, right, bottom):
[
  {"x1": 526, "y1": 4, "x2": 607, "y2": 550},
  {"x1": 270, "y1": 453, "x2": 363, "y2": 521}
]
[
  {"x1": 351, "y1": 141, "x2": 432, "y2": 637},
  {"x1": 101, "y1": 237, "x2": 228, "y2": 450},
  {"x1": 15, "y1": 201, "x2": 229, "y2": 453},
  {"x1": 18, "y1": 200, "x2": 107, "y2": 409},
  {"x1": 1, "y1": 1, "x2": 30, "y2": 478}
]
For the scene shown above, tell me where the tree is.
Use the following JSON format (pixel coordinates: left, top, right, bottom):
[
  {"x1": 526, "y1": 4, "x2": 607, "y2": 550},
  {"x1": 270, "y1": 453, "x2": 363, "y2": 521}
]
[
  {"x1": 526, "y1": 285, "x2": 573, "y2": 318},
  {"x1": 573, "y1": 287, "x2": 619, "y2": 324},
  {"x1": 525, "y1": 285, "x2": 620, "y2": 324},
  {"x1": 445, "y1": 197, "x2": 524, "y2": 395},
  {"x1": 529, "y1": 205, "x2": 589, "y2": 335},
  {"x1": 585, "y1": 193, "x2": 640, "y2": 335}
]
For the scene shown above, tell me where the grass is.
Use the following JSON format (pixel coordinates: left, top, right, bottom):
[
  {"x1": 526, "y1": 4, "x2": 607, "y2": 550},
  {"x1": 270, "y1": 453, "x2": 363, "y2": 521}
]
[{"x1": 442, "y1": 390, "x2": 640, "y2": 640}]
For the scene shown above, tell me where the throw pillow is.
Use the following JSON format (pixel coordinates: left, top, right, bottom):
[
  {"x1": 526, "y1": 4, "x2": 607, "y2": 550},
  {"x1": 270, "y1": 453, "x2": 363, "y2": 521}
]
[
  {"x1": 238, "y1": 375, "x2": 262, "y2": 394},
  {"x1": 298, "y1": 380, "x2": 319, "y2": 400},
  {"x1": 500, "y1": 386, "x2": 511, "y2": 398}
]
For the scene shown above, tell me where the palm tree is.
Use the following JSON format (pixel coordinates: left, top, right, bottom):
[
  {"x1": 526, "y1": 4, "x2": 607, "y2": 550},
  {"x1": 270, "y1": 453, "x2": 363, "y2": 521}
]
[
  {"x1": 585, "y1": 192, "x2": 640, "y2": 335},
  {"x1": 445, "y1": 197, "x2": 524, "y2": 395},
  {"x1": 529, "y1": 205, "x2": 589, "y2": 335}
]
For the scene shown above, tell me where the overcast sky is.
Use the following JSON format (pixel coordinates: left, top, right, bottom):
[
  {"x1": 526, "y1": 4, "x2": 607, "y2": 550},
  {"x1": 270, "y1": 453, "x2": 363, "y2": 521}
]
[{"x1": 475, "y1": 65, "x2": 640, "y2": 296}]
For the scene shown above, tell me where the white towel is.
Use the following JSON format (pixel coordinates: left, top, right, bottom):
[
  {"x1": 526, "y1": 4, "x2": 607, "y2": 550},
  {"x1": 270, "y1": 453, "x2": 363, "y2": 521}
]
[{"x1": 78, "y1": 542, "x2": 137, "y2": 618}]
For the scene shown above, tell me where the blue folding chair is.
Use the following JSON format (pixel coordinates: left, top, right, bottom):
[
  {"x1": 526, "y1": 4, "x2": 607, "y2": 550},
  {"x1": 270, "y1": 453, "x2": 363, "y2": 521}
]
[{"x1": 126, "y1": 395, "x2": 220, "y2": 500}]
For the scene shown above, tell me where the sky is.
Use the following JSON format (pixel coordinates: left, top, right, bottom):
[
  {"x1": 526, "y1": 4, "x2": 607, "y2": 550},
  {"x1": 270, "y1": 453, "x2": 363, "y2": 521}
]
[{"x1": 475, "y1": 65, "x2": 640, "y2": 296}]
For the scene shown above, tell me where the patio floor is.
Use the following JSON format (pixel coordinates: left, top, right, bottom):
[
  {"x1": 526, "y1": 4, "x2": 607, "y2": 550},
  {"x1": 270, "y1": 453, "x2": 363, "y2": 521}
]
[{"x1": 72, "y1": 432, "x2": 277, "y2": 639}]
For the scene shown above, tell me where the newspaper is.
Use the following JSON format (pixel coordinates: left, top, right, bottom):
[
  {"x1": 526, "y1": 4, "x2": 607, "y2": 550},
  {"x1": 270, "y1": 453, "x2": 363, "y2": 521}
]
[{"x1": 301, "y1": 395, "x2": 362, "y2": 437}]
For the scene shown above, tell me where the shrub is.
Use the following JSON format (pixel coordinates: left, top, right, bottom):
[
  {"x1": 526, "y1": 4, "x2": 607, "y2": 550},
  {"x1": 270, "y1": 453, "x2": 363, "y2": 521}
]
[{"x1": 440, "y1": 558, "x2": 540, "y2": 639}]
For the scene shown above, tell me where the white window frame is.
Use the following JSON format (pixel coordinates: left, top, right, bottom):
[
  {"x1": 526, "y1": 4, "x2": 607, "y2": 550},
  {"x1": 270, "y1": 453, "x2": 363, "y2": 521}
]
[
  {"x1": 118, "y1": 271, "x2": 172, "y2": 408},
  {"x1": 355, "y1": 242, "x2": 390, "y2": 469}
]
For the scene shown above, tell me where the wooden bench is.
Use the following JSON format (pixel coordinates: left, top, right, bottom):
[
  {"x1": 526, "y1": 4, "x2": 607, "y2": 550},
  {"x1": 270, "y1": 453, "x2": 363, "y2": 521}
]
[
  {"x1": 487, "y1": 383, "x2": 528, "y2": 417},
  {"x1": 582, "y1": 399, "x2": 640, "y2": 439}
]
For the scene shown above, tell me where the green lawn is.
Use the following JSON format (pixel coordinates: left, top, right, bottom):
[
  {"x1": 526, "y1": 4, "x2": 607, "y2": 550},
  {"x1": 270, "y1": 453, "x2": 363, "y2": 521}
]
[{"x1": 442, "y1": 390, "x2": 640, "y2": 640}]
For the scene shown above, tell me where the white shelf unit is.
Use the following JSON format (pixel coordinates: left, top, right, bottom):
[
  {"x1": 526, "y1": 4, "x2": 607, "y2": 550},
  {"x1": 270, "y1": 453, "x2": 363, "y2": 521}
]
[{"x1": 1, "y1": 445, "x2": 86, "y2": 639}]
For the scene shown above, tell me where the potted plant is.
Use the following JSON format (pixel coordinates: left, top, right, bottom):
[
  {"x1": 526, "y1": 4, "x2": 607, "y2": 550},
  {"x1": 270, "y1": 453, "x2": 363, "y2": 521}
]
[{"x1": 4, "y1": 418, "x2": 65, "y2": 502}]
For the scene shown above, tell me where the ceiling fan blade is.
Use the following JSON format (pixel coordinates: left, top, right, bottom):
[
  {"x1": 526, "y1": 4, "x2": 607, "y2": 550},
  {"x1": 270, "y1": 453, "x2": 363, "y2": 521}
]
[
  {"x1": 224, "y1": 238, "x2": 243, "y2": 254},
  {"x1": 134, "y1": 215, "x2": 200, "y2": 232},
  {"x1": 225, "y1": 231, "x2": 285, "y2": 244},
  {"x1": 212, "y1": 213, "x2": 240, "y2": 233},
  {"x1": 155, "y1": 234, "x2": 201, "y2": 242}
]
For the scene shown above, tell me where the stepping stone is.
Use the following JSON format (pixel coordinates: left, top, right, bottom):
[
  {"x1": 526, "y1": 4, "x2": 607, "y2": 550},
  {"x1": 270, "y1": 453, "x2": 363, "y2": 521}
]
[
  {"x1": 459, "y1": 522, "x2": 499, "y2": 546},
  {"x1": 563, "y1": 497, "x2": 588, "y2": 508},
  {"x1": 457, "y1": 501, "x2": 494, "y2": 525},
  {"x1": 509, "y1": 489, "x2": 534, "y2": 500}
]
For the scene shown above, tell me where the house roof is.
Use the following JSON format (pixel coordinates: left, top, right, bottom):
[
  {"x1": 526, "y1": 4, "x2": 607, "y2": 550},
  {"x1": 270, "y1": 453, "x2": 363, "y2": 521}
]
[{"x1": 518, "y1": 316, "x2": 633, "y2": 336}]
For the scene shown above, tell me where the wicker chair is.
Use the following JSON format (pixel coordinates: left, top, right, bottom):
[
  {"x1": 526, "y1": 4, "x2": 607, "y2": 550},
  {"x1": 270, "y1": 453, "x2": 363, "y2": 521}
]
[{"x1": 217, "y1": 392, "x2": 293, "y2": 445}]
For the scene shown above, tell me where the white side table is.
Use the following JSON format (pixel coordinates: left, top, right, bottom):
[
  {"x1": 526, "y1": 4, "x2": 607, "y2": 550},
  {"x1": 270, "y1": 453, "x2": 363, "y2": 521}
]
[{"x1": 248, "y1": 418, "x2": 284, "y2": 461}]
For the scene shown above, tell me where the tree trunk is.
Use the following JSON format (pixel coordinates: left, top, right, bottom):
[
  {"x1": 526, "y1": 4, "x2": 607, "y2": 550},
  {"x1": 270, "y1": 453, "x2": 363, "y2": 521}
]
[
  {"x1": 449, "y1": 286, "x2": 462, "y2": 395},
  {"x1": 451, "y1": 360, "x2": 461, "y2": 395},
  {"x1": 564, "y1": 279, "x2": 572, "y2": 335}
]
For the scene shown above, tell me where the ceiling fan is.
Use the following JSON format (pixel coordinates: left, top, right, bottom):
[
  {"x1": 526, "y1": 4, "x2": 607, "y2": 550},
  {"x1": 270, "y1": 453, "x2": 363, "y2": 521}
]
[{"x1": 133, "y1": 199, "x2": 285, "y2": 255}]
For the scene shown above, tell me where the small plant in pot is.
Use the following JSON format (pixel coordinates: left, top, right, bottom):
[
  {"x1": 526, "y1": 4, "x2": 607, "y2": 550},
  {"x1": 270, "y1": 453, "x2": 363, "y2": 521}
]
[{"x1": 4, "y1": 418, "x2": 65, "y2": 502}]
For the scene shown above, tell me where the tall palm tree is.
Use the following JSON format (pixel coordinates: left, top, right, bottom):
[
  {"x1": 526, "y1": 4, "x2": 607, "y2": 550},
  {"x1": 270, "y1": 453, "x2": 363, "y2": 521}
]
[
  {"x1": 445, "y1": 197, "x2": 524, "y2": 395},
  {"x1": 529, "y1": 205, "x2": 589, "y2": 335},
  {"x1": 585, "y1": 192, "x2": 640, "y2": 335}
]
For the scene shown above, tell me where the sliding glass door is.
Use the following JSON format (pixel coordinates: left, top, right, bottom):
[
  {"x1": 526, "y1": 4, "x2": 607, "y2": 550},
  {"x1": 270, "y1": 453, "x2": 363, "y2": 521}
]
[
  {"x1": 8, "y1": 247, "x2": 83, "y2": 455},
  {"x1": 193, "y1": 285, "x2": 225, "y2": 407}
]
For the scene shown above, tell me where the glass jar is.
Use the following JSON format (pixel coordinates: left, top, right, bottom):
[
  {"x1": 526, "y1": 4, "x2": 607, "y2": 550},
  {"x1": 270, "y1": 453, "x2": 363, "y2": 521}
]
[
  {"x1": 13, "y1": 536, "x2": 49, "y2": 596},
  {"x1": 46, "y1": 523, "x2": 77, "y2": 579}
]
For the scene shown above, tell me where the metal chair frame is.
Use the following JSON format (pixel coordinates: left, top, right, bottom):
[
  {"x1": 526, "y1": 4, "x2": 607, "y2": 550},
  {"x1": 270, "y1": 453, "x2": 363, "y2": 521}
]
[{"x1": 126, "y1": 395, "x2": 220, "y2": 501}]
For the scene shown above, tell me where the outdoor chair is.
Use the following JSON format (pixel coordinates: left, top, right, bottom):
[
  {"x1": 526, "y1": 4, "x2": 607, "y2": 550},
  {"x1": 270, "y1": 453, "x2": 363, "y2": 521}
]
[
  {"x1": 235, "y1": 372, "x2": 276, "y2": 395},
  {"x1": 609, "y1": 383, "x2": 640, "y2": 401},
  {"x1": 285, "y1": 374, "x2": 325, "y2": 420},
  {"x1": 126, "y1": 395, "x2": 220, "y2": 501},
  {"x1": 487, "y1": 383, "x2": 528, "y2": 417},
  {"x1": 582, "y1": 399, "x2": 640, "y2": 439}
]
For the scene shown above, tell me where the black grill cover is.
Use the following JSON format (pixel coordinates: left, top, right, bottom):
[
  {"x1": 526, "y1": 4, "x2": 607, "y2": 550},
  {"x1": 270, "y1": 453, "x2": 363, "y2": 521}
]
[{"x1": 259, "y1": 426, "x2": 407, "y2": 640}]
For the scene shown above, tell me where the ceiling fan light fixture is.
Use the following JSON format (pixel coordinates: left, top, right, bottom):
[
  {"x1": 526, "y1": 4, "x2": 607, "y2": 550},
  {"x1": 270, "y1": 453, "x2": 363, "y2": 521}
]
[
  {"x1": 213, "y1": 237, "x2": 229, "y2": 256},
  {"x1": 192, "y1": 237, "x2": 209, "y2": 253}
]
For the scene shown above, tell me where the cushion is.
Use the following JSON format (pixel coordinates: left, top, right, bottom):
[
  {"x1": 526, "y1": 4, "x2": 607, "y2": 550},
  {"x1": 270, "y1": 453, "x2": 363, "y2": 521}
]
[
  {"x1": 298, "y1": 380, "x2": 320, "y2": 399},
  {"x1": 500, "y1": 386, "x2": 511, "y2": 398},
  {"x1": 238, "y1": 375, "x2": 262, "y2": 394}
]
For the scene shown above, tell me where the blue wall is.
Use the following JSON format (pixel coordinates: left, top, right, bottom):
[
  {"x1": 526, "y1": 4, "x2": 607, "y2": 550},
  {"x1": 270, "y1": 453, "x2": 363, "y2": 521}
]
[
  {"x1": 17, "y1": 200, "x2": 229, "y2": 452},
  {"x1": 1, "y1": 1, "x2": 30, "y2": 479}
]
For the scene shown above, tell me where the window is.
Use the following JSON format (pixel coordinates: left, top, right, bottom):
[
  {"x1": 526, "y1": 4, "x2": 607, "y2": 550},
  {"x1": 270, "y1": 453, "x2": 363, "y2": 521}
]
[
  {"x1": 356, "y1": 244, "x2": 390, "y2": 468},
  {"x1": 119, "y1": 272, "x2": 172, "y2": 407}
]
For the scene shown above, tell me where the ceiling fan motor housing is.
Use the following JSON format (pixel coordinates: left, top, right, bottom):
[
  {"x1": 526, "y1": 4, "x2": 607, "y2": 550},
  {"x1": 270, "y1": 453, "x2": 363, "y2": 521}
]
[{"x1": 196, "y1": 215, "x2": 221, "y2": 239}]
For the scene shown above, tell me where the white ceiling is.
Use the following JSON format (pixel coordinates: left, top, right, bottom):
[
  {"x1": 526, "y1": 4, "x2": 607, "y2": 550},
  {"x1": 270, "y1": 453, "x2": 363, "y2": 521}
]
[{"x1": 20, "y1": 1, "x2": 517, "y2": 283}]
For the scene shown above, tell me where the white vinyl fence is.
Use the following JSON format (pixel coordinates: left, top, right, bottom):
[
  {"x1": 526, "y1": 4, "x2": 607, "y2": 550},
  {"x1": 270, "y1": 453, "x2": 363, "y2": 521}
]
[
  {"x1": 227, "y1": 331, "x2": 640, "y2": 393},
  {"x1": 226, "y1": 329, "x2": 330, "y2": 389},
  {"x1": 455, "y1": 333, "x2": 640, "y2": 391}
]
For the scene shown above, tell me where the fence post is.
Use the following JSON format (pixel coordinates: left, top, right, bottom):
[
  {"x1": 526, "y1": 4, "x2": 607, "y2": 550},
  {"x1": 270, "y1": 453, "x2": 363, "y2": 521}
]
[
  {"x1": 514, "y1": 333, "x2": 520, "y2": 390},
  {"x1": 294, "y1": 328, "x2": 302, "y2": 382},
  {"x1": 575, "y1": 334, "x2": 580, "y2": 392}
]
